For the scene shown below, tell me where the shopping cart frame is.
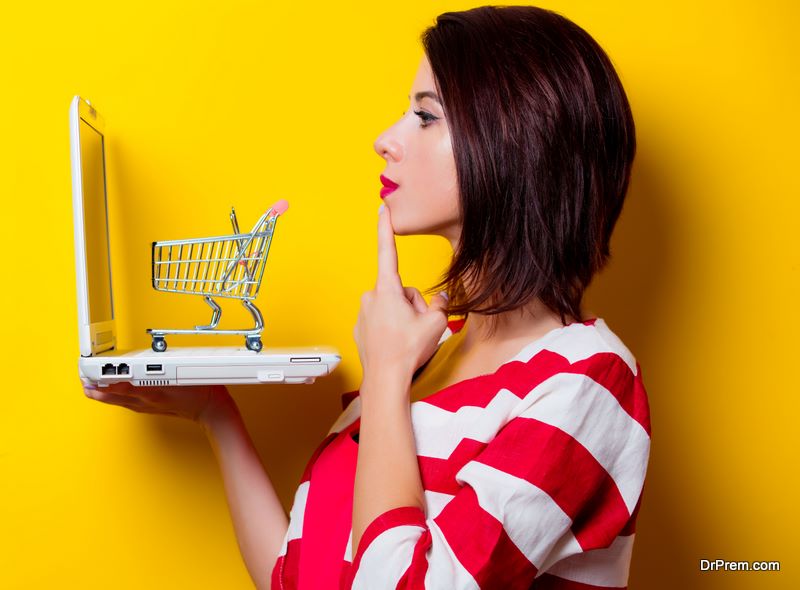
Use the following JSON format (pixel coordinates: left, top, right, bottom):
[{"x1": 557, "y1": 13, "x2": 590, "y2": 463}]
[{"x1": 146, "y1": 202, "x2": 286, "y2": 352}]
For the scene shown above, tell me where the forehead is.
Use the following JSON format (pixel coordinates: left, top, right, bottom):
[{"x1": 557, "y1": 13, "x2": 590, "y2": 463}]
[{"x1": 411, "y1": 55, "x2": 435, "y2": 93}]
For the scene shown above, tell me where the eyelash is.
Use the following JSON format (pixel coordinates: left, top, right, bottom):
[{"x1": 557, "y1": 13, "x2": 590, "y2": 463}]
[
  {"x1": 403, "y1": 109, "x2": 439, "y2": 128},
  {"x1": 416, "y1": 110, "x2": 439, "y2": 128}
]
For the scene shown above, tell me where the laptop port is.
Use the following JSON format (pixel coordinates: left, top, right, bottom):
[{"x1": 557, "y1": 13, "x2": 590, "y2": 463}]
[
  {"x1": 102, "y1": 363, "x2": 116, "y2": 376},
  {"x1": 146, "y1": 364, "x2": 164, "y2": 374},
  {"x1": 117, "y1": 363, "x2": 130, "y2": 375}
]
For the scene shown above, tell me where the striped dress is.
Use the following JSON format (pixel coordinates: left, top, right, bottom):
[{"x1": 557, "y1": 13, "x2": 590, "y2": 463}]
[{"x1": 271, "y1": 316, "x2": 651, "y2": 589}]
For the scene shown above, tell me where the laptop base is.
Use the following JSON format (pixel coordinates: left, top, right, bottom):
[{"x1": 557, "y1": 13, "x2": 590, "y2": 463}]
[{"x1": 79, "y1": 346, "x2": 341, "y2": 386}]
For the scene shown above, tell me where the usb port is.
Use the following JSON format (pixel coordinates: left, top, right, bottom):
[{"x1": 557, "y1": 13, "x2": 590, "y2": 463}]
[
  {"x1": 118, "y1": 363, "x2": 130, "y2": 375},
  {"x1": 102, "y1": 363, "x2": 116, "y2": 376},
  {"x1": 146, "y1": 364, "x2": 164, "y2": 374}
]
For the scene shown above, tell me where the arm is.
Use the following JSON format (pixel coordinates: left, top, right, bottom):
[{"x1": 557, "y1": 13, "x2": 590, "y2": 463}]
[
  {"x1": 352, "y1": 368, "x2": 424, "y2": 553},
  {"x1": 351, "y1": 199, "x2": 449, "y2": 552},
  {"x1": 200, "y1": 394, "x2": 289, "y2": 590}
]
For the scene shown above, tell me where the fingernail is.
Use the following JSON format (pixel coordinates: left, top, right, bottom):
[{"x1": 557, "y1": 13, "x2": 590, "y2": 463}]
[
  {"x1": 378, "y1": 203, "x2": 385, "y2": 215},
  {"x1": 439, "y1": 291, "x2": 449, "y2": 301}
]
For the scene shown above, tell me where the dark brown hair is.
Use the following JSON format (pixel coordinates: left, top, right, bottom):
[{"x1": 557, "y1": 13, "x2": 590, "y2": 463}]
[{"x1": 421, "y1": 5, "x2": 636, "y2": 333}]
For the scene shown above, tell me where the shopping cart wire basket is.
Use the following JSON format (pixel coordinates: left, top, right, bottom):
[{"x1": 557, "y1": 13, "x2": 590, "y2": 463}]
[{"x1": 146, "y1": 199, "x2": 289, "y2": 352}]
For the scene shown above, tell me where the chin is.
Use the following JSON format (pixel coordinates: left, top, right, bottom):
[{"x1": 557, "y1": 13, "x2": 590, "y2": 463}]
[
  {"x1": 384, "y1": 196, "x2": 460, "y2": 238},
  {"x1": 385, "y1": 207, "x2": 421, "y2": 235},
  {"x1": 388, "y1": 210, "x2": 453, "y2": 239},
  {"x1": 387, "y1": 218, "x2": 419, "y2": 236}
]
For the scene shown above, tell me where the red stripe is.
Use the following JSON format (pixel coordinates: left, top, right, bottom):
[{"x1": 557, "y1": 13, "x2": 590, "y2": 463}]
[
  {"x1": 346, "y1": 505, "x2": 427, "y2": 588},
  {"x1": 299, "y1": 432, "x2": 337, "y2": 484},
  {"x1": 620, "y1": 490, "x2": 643, "y2": 536},
  {"x1": 339, "y1": 561, "x2": 353, "y2": 590},
  {"x1": 575, "y1": 355, "x2": 651, "y2": 435},
  {"x1": 271, "y1": 538, "x2": 302, "y2": 590},
  {"x1": 270, "y1": 554, "x2": 284, "y2": 590},
  {"x1": 418, "y1": 437, "x2": 488, "y2": 495},
  {"x1": 425, "y1": 349, "x2": 650, "y2": 436},
  {"x1": 476, "y1": 417, "x2": 631, "y2": 551},
  {"x1": 447, "y1": 317, "x2": 467, "y2": 334},
  {"x1": 341, "y1": 389, "x2": 360, "y2": 410},
  {"x1": 532, "y1": 572, "x2": 625, "y2": 589},
  {"x1": 395, "y1": 529, "x2": 433, "y2": 588},
  {"x1": 426, "y1": 346, "x2": 569, "y2": 412},
  {"x1": 434, "y1": 484, "x2": 539, "y2": 589}
]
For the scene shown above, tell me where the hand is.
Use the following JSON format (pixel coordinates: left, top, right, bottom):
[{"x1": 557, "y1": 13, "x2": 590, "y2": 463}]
[
  {"x1": 353, "y1": 204, "x2": 449, "y2": 387},
  {"x1": 82, "y1": 381, "x2": 233, "y2": 426}
]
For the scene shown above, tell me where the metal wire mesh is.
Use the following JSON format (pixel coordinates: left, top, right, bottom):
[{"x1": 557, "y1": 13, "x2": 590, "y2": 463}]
[{"x1": 151, "y1": 212, "x2": 277, "y2": 301}]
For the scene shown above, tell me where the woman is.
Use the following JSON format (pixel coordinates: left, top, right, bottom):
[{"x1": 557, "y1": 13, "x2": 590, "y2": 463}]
[{"x1": 84, "y1": 5, "x2": 650, "y2": 589}]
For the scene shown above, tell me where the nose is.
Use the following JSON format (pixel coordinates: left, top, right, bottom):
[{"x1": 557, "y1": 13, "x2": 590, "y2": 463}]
[{"x1": 373, "y1": 127, "x2": 403, "y2": 162}]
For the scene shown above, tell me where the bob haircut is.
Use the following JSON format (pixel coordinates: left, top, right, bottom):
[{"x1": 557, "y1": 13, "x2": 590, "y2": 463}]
[{"x1": 421, "y1": 5, "x2": 636, "y2": 333}]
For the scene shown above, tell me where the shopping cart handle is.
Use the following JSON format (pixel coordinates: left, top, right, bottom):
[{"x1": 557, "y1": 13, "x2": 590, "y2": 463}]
[{"x1": 269, "y1": 199, "x2": 289, "y2": 217}]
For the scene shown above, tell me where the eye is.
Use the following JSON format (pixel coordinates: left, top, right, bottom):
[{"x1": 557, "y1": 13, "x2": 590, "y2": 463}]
[{"x1": 413, "y1": 109, "x2": 439, "y2": 128}]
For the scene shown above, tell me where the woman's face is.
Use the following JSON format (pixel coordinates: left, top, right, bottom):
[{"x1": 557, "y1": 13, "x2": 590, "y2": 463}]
[{"x1": 373, "y1": 56, "x2": 460, "y2": 244}]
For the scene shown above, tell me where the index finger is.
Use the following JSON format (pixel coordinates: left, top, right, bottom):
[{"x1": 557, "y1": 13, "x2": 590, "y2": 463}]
[{"x1": 375, "y1": 205, "x2": 404, "y2": 293}]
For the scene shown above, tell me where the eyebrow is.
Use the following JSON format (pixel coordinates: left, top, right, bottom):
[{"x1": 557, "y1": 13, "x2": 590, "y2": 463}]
[{"x1": 409, "y1": 91, "x2": 442, "y2": 105}]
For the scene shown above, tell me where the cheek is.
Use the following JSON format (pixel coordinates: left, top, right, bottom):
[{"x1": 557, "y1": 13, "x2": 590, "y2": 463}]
[
  {"x1": 409, "y1": 154, "x2": 457, "y2": 219},
  {"x1": 429, "y1": 135, "x2": 459, "y2": 212},
  {"x1": 392, "y1": 170, "x2": 457, "y2": 235},
  {"x1": 387, "y1": 128, "x2": 459, "y2": 234}
]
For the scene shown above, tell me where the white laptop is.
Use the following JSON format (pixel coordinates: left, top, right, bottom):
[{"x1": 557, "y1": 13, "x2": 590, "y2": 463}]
[{"x1": 71, "y1": 95, "x2": 341, "y2": 386}]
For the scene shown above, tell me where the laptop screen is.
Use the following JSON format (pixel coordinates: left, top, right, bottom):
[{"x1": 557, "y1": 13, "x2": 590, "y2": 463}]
[{"x1": 78, "y1": 118, "x2": 114, "y2": 325}]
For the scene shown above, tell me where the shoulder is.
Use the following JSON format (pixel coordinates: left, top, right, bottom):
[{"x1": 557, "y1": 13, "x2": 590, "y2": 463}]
[
  {"x1": 512, "y1": 318, "x2": 643, "y2": 387},
  {"x1": 533, "y1": 318, "x2": 639, "y2": 375},
  {"x1": 504, "y1": 319, "x2": 651, "y2": 521},
  {"x1": 509, "y1": 318, "x2": 650, "y2": 435}
]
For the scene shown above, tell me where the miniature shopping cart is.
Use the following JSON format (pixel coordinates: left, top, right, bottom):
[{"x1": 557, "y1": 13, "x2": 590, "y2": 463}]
[{"x1": 146, "y1": 200, "x2": 289, "y2": 352}]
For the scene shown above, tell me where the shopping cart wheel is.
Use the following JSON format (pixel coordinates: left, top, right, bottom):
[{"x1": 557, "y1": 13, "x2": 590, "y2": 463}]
[
  {"x1": 152, "y1": 337, "x2": 168, "y2": 353},
  {"x1": 246, "y1": 337, "x2": 262, "y2": 352}
]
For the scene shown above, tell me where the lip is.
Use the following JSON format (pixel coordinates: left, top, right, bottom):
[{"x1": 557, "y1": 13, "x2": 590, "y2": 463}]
[{"x1": 380, "y1": 174, "x2": 399, "y2": 199}]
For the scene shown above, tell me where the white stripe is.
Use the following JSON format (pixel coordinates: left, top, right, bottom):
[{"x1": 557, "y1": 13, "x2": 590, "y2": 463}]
[
  {"x1": 424, "y1": 489, "x2": 455, "y2": 520},
  {"x1": 286, "y1": 480, "x2": 309, "y2": 542},
  {"x1": 456, "y1": 461, "x2": 574, "y2": 568},
  {"x1": 410, "y1": 388, "x2": 521, "y2": 458},
  {"x1": 344, "y1": 528, "x2": 353, "y2": 562},
  {"x1": 537, "y1": 531, "x2": 584, "y2": 573},
  {"x1": 518, "y1": 372, "x2": 650, "y2": 513},
  {"x1": 437, "y1": 325, "x2": 454, "y2": 346},
  {"x1": 276, "y1": 530, "x2": 289, "y2": 559},
  {"x1": 327, "y1": 395, "x2": 361, "y2": 435},
  {"x1": 275, "y1": 480, "x2": 310, "y2": 558},
  {"x1": 424, "y1": 519, "x2": 481, "y2": 589},
  {"x1": 513, "y1": 319, "x2": 638, "y2": 376},
  {"x1": 351, "y1": 525, "x2": 421, "y2": 589},
  {"x1": 593, "y1": 320, "x2": 638, "y2": 376},
  {"x1": 544, "y1": 534, "x2": 635, "y2": 587}
]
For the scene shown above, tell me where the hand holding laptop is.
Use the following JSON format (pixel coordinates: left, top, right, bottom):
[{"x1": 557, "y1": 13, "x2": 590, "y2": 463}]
[{"x1": 82, "y1": 381, "x2": 233, "y2": 424}]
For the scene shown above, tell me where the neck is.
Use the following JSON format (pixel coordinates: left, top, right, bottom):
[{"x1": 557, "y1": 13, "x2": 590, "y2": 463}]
[
  {"x1": 444, "y1": 235, "x2": 587, "y2": 349},
  {"x1": 460, "y1": 298, "x2": 573, "y2": 350}
]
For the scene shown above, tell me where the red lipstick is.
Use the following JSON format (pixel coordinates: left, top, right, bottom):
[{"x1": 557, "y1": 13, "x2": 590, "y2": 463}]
[{"x1": 380, "y1": 175, "x2": 399, "y2": 199}]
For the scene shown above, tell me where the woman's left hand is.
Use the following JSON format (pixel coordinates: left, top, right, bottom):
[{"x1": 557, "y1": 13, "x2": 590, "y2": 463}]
[{"x1": 353, "y1": 205, "x2": 449, "y2": 389}]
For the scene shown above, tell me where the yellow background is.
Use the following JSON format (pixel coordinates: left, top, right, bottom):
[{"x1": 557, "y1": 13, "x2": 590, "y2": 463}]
[{"x1": 1, "y1": 1, "x2": 797, "y2": 588}]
